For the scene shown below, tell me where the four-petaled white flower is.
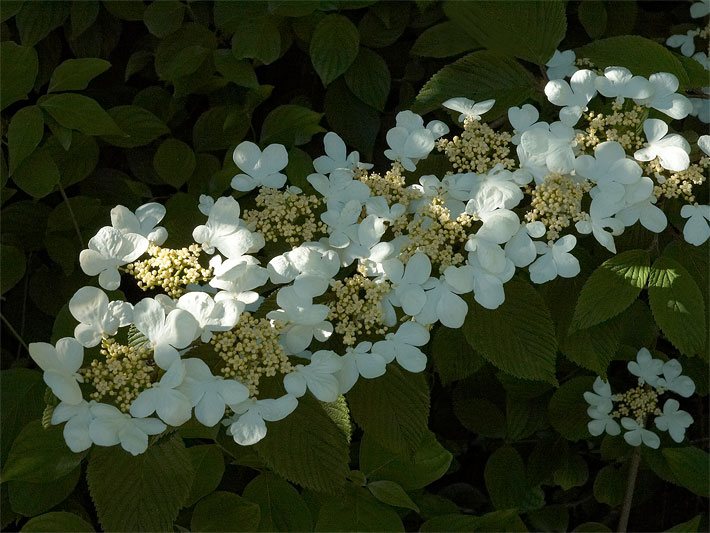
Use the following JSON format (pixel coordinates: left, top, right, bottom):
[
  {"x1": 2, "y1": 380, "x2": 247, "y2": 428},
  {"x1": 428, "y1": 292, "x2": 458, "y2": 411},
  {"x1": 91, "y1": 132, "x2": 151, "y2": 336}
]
[
  {"x1": 283, "y1": 350, "x2": 344, "y2": 402},
  {"x1": 529, "y1": 235, "x2": 580, "y2": 284},
  {"x1": 29, "y1": 338, "x2": 85, "y2": 405},
  {"x1": 226, "y1": 394, "x2": 298, "y2": 446},
  {"x1": 442, "y1": 97, "x2": 495, "y2": 122},
  {"x1": 266, "y1": 286, "x2": 333, "y2": 354},
  {"x1": 634, "y1": 119, "x2": 690, "y2": 172},
  {"x1": 321, "y1": 199, "x2": 363, "y2": 249},
  {"x1": 508, "y1": 104, "x2": 544, "y2": 145},
  {"x1": 209, "y1": 255, "x2": 269, "y2": 306},
  {"x1": 176, "y1": 291, "x2": 239, "y2": 342},
  {"x1": 584, "y1": 377, "x2": 614, "y2": 414},
  {"x1": 110, "y1": 202, "x2": 168, "y2": 245},
  {"x1": 680, "y1": 204, "x2": 710, "y2": 246},
  {"x1": 231, "y1": 141, "x2": 288, "y2": 191},
  {"x1": 691, "y1": 0, "x2": 710, "y2": 18},
  {"x1": 594, "y1": 67, "x2": 652, "y2": 101},
  {"x1": 635, "y1": 73, "x2": 692, "y2": 120},
  {"x1": 192, "y1": 196, "x2": 264, "y2": 259},
  {"x1": 384, "y1": 111, "x2": 449, "y2": 171},
  {"x1": 545, "y1": 49, "x2": 578, "y2": 80},
  {"x1": 372, "y1": 321, "x2": 430, "y2": 373},
  {"x1": 627, "y1": 348, "x2": 663, "y2": 387},
  {"x1": 657, "y1": 359, "x2": 696, "y2": 398},
  {"x1": 587, "y1": 406, "x2": 621, "y2": 437},
  {"x1": 51, "y1": 400, "x2": 94, "y2": 452},
  {"x1": 313, "y1": 132, "x2": 371, "y2": 175},
  {"x1": 69, "y1": 286, "x2": 132, "y2": 347},
  {"x1": 654, "y1": 399, "x2": 693, "y2": 443},
  {"x1": 89, "y1": 403, "x2": 166, "y2": 456},
  {"x1": 336, "y1": 342, "x2": 387, "y2": 394},
  {"x1": 621, "y1": 417, "x2": 660, "y2": 449},
  {"x1": 130, "y1": 359, "x2": 193, "y2": 426},
  {"x1": 308, "y1": 168, "x2": 371, "y2": 211},
  {"x1": 544, "y1": 69, "x2": 598, "y2": 126},
  {"x1": 666, "y1": 30, "x2": 699, "y2": 57},
  {"x1": 79, "y1": 227, "x2": 149, "y2": 290},
  {"x1": 382, "y1": 253, "x2": 432, "y2": 320}
]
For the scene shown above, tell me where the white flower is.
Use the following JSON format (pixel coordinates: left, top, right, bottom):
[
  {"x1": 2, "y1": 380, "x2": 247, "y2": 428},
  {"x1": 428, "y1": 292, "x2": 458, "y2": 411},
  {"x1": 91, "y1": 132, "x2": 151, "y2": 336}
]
[
  {"x1": 226, "y1": 394, "x2": 298, "y2": 446},
  {"x1": 666, "y1": 30, "x2": 699, "y2": 57},
  {"x1": 699, "y1": 135, "x2": 710, "y2": 156},
  {"x1": 442, "y1": 97, "x2": 495, "y2": 122},
  {"x1": 321, "y1": 199, "x2": 363, "y2": 249},
  {"x1": 680, "y1": 204, "x2": 710, "y2": 246},
  {"x1": 627, "y1": 347, "x2": 663, "y2": 387},
  {"x1": 657, "y1": 359, "x2": 696, "y2": 398},
  {"x1": 110, "y1": 202, "x2": 168, "y2": 245},
  {"x1": 176, "y1": 292, "x2": 240, "y2": 342},
  {"x1": 529, "y1": 235, "x2": 580, "y2": 284},
  {"x1": 178, "y1": 358, "x2": 250, "y2": 427},
  {"x1": 692, "y1": 51, "x2": 710, "y2": 70},
  {"x1": 198, "y1": 194, "x2": 215, "y2": 216},
  {"x1": 365, "y1": 196, "x2": 406, "y2": 223},
  {"x1": 508, "y1": 104, "x2": 544, "y2": 144},
  {"x1": 545, "y1": 49, "x2": 578, "y2": 80},
  {"x1": 283, "y1": 350, "x2": 344, "y2": 402},
  {"x1": 267, "y1": 244, "x2": 340, "y2": 295},
  {"x1": 691, "y1": 0, "x2": 710, "y2": 17},
  {"x1": 575, "y1": 215, "x2": 625, "y2": 254},
  {"x1": 231, "y1": 141, "x2": 288, "y2": 191},
  {"x1": 209, "y1": 255, "x2": 269, "y2": 305},
  {"x1": 466, "y1": 253, "x2": 515, "y2": 310},
  {"x1": 372, "y1": 321, "x2": 430, "y2": 373},
  {"x1": 690, "y1": 96, "x2": 710, "y2": 123},
  {"x1": 384, "y1": 110, "x2": 449, "y2": 171},
  {"x1": 621, "y1": 417, "x2": 660, "y2": 449},
  {"x1": 517, "y1": 122, "x2": 577, "y2": 181},
  {"x1": 505, "y1": 221, "x2": 546, "y2": 267},
  {"x1": 29, "y1": 338, "x2": 84, "y2": 405},
  {"x1": 575, "y1": 141, "x2": 642, "y2": 187},
  {"x1": 584, "y1": 377, "x2": 614, "y2": 414},
  {"x1": 635, "y1": 73, "x2": 693, "y2": 120},
  {"x1": 587, "y1": 406, "x2": 621, "y2": 437},
  {"x1": 381, "y1": 253, "x2": 432, "y2": 319},
  {"x1": 595, "y1": 67, "x2": 652, "y2": 101},
  {"x1": 544, "y1": 69, "x2": 597, "y2": 126},
  {"x1": 266, "y1": 287, "x2": 332, "y2": 354},
  {"x1": 51, "y1": 400, "x2": 94, "y2": 453},
  {"x1": 634, "y1": 119, "x2": 690, "y2": 172},
  {"x1": 89, "y1": 403, "x2": 166, "y2": 456},
  {"x1": 192, "y1": 196, "x2": 264, "y2": 259},
  {"x1": 130, "y1": 360, "x2": 193, "y2": 426},
  {"x1": 307, "y1": 168, "x2": 371, "y2": 211},
  {"x1": 465, "y1": 166, "x2": 525, "y2": 217},
  {"x1": 79, "y1": 227, "x2": 149, "y2": 290},
  {"x1": 616, "y1": 194, "x2": 667, "y2": 234},
  {"x1": 68, "y1": 286, "x2": 132, "y2": 347},
  {"x1": 414, "y1": 276, "x2": 469, "y2": 329},
  {"x1": 313, "y1": 132, "x2": 371, "y2": 174},
  {"x1": 132, "y1": 297, "x2": 199, "y2": 369},
  {"x1": 654, "y1": 399, "x2": 693, "y2": 443},
  {"x1": 336, "y1": 342, "x2": 387, "y2": 394}
]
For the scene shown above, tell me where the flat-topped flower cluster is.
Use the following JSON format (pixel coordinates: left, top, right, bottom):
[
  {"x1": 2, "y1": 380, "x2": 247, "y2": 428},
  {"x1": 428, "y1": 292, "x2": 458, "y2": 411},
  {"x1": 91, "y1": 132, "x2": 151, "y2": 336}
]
[{"x1": 30, "y1": 57, "x2": 707, "y2": 455}]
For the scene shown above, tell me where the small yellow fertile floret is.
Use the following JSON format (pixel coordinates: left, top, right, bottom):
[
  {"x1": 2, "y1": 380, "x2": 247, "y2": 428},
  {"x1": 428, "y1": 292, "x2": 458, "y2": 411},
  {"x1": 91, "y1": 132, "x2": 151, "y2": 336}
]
[
  {"x1": 327, "y1": 274, "x2": 390, "y2": 346},
  {"x1": 525, "y1": 173, "x2": 591, "y2": 240},
  {"x1": 437, "y1": 117, "x2": 514, "y2": 174}
]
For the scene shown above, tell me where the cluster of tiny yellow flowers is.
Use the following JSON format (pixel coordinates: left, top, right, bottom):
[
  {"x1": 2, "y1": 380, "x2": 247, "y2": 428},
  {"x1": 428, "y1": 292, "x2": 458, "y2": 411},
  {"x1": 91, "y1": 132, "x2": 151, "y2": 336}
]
[
  {"x1": 649, "y1": 158, "x2": 709, "y2": 202},
  {"x1": 125, "y1": 244, "x2": 212, "y2": 298},
  {"x1": 327, "y1": 274, "x2": 390, "y2": 346},
  {"x1": 577, "y1": 101, "x2": 646, "y2": 151},
  {"x1": 398, "y1": 198, "x2": 474, "y2": 272},
  {"x1": 211, "y1": 313, "x2": 292, "y2": 396},
  {"x1": 437, "y1": 117, "x2": 515, "y2": 174},
  {"x1": 699, "y1": 20, "x2": 710, "y2": 42},
  {"x1": 611, "y1": 386, "x2": 661, "y2": 424},
  {"x1": 357, "y1": 163, "x2": 420, "y2": 207},
  {"x1": 81, "y1": 337, "x2": 155, "y2": 412},
  {"x1": 243, "y1": 188, "x2": 326, "y2": 248},
  {"x1": 575, "y1": 57, "x2": 596, "y2": 69},
  {"x1": 526, "y1": 173, "x2": 591, "y2": 240}
]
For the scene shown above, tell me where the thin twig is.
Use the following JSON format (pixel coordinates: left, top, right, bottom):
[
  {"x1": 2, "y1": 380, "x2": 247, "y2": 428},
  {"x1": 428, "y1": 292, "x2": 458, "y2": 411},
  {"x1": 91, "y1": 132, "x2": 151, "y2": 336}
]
[
  {"x1": 57, "y1": 182, "x2": 85, "y2": 248},
  {"x1": 1, "y1": 313, "x2": 30, "y2": 353},
  {"x1": 617, "y1": 447, "x2": 642, "y2": 533}
]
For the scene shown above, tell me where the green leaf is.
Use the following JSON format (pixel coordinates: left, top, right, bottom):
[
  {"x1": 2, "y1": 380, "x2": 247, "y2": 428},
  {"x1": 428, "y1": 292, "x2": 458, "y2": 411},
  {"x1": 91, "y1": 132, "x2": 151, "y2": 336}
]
[
  {"x1": 124, "y1": 50, "x2": 153, "y2": 81},
  {"x1": 662, "y1": 447, "x2": 710, "y2": 497},
  {"x1": 578, "y1": 0, "x2": 607, "y2": 39},
  {"x1": 432, "y1": 326, "x2": 485, "y2": 385},
  {"x1": 8, "y1": 105, "x2": 44, "y2": 175},
  {"x1": 191, "y1": 491, "x2": 261, "y2": 532},
  {"x1": 0, "y1": 1, "x2": 23, "y2": 22},
  {"x1": 463, "y1": 280, "x2": 558, "y2": 384},
  {"x1": 452, "y1": 390, "x2": 506, "y2": 438},
  {"x1": 40, "y1": 94, "x2": 124, "y2": 137},
  {"x1": 20, "y1": 512, "x2": 93, "y2": 532},
  {"x1": 0, "y1": 244, "x2": 26, "y2": 295},
  {"x1": 574, "y1": 523, "x2": 612, "y2": 532},
  {"x1": 214, "y1": 50, "x2": 259, "y2": 88},
  {"x1": 648, "y1": 257, "x2": 706, "y2": 356},
  {"x1": 666, "y1": 515, "x2": 703, "y2": 532},
  {"x1": 154, "y1": 23, "x2": 216, "y2": 82},
  {"x1": 0, "y1": 369, "x2": 45, "y2": 463},
  {"x1": 254, "y1": 394, "x2": 349, "y2": 492},
  {"x1": 444, "y1": 0, "x2": 566, "y2": 64},
  {"x1": 2, "y1": 421, "x2": 86, "y2": 484},
  {"x1": 593, "y1": 464, "x2": 626, "y2": 506},
  {"x1": 484, "y1": 445, "x2": 544, "y2": 511},
  {"x1": 47, "y1": 58, "x2": 111, "y2": 93},
  {"x1": 15, "y1": 1, "x2": 68, "y2": 47},
  {"x1": 48, "y1": 133, "x2": 99, "y2": 187},
  {"x1": 367, "y1": 480, "x2": 419, "y2": 512},
  {"x1": 324, "y1": 80, "x2": 380, "y2": 160},
  {"x1": 11, "y1": 148, "x2": 60, "y2": 198},
  {"x1": 185, "y1": 445, "x2": 225, "y2": 507},
  {"x1": 360, "y1": 431, "x2": 452, "y2": 490},
  {"x1": 413, "y1": 50, "x2": 537, "y2": 117},
  {"x1": 548, "y1": 376, "x2": 595, "y2": 441},
  {"x1": 87, "y1": 434, "x2": 195, "y2": 531},
  {"x1": 314, "y1": 484, "x2": 404, "y2": 532},
  {"x1": 143, "y1": 0, "x2": 184, "y2": 38},
  {"x1": 103, "y1": 0, "x2": 146, "y2": 20},
  {"x1": 310, "y1": 14, "x2": 360, "y2": 85},
  {"x1": 9, "y1": 467, "x2": 81, "y2": 517},
  {"x1": 348, "y1": 365, "x2": 429, "y2": 454},
  {"x1": 358, "y1": 4, "x2": 408, "y2": 49},
  {"x1": 100, "y1": 105, "x2": 170, "y2": 148},
  {"x1": 153, "y1": 138, "x2": 196, "y2": 188},
  {"x1": 411, "y1": 21, "x2": 479, "y2": 58},
  {"x1": 421, "y1": 511, "x2": 526, "y2": 532},
  {"x1": 231, "y1": 17, "x2": 282, "y2": 65},
  {"x1": 527, "y1": 505, "x2": 569, "y2": 533},
  {"x1": 69, "y1": 1, "x2": 100, "y2": 39},
  {"x1": 576, "y1": 36, "x2": 692, "y2": 90},
  {"x1": 571, "y1": 250, "x2": 650, "y2": 330},
  {"x1": 320, "y1": 395, "x2": 352, "y2": 443},
  {"x1": 0, "y1": 42, "x2": 38, "y2": 110},
  {"x1": 260, "y1": 105, "x2": 325, "y2": 147},
  {"x1": 552, "y1": 449, "x2": 589, "y2": 490},
  {"x1": 243, "y1": 473, "x2": 314, "y2": 532},
  {"x1": 561, "y1": 313, "x2": 625, "y2": 377},
  {"x1": 344, "y1": 48, "x2": 390, "y2": 111}
]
